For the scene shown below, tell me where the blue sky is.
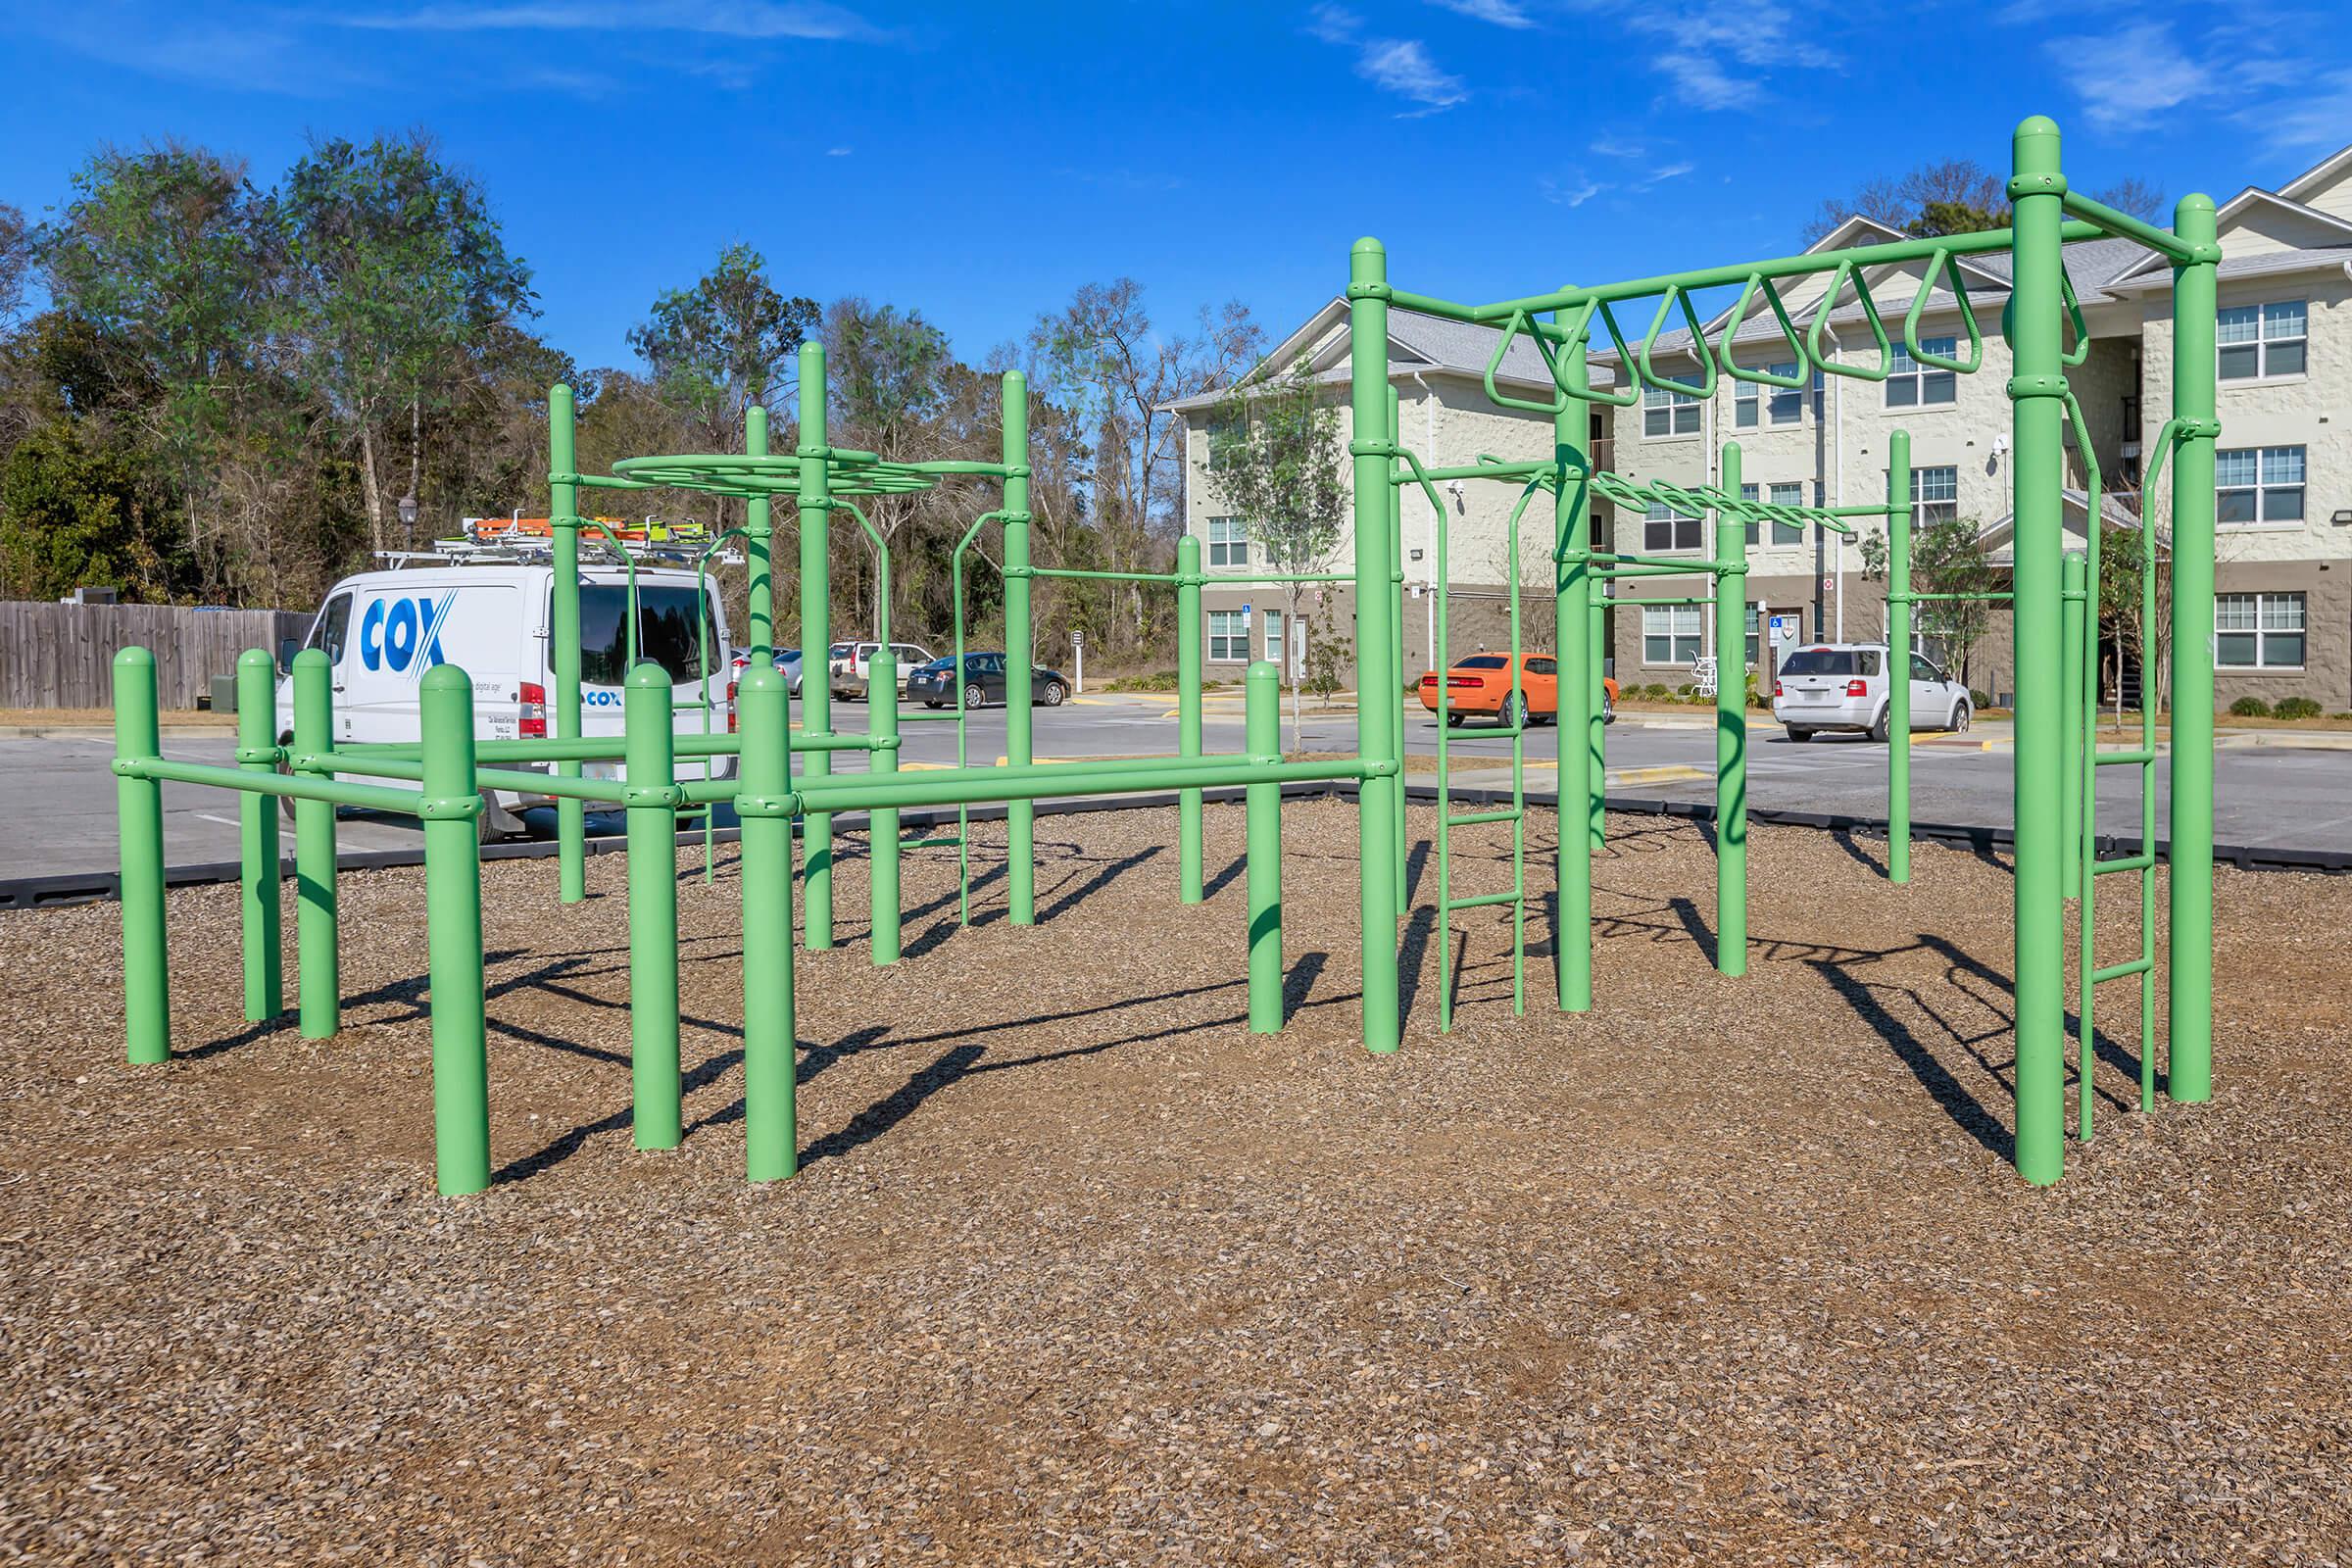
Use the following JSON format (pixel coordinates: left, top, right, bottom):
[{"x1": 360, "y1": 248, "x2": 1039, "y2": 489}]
[{"x1": 3, "y1": 0, "x2": 2346, "y2": 371}]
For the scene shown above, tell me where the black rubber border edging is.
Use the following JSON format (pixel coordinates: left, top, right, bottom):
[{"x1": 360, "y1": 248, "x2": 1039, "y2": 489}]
[{"x1": 6, "y1": 778, "x2": 2345, "y2": 911}]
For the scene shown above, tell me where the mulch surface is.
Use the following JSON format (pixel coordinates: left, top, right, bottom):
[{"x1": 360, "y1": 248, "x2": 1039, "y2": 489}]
[{"x1": 2, "y1": 801, "x2": 2346, "y2": 1565}]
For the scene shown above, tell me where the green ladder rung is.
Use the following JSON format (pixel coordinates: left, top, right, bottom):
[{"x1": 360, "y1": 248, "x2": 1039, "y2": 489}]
[
  {"x1": 1446, "y1": 808, "x2": 1521, "y2": 828},
  {"x1": 901, "y1": 835, "x2": 962, "y2": 850},
  {"x1": 1441, "y1": 890, "x2": 1522, "y2": 915},
  {"x1": 2091, "y1": 853, "x2": 2155, "y2": 876},
  {"x1": 2094, "y1": 749, "x2": 2158, "y2": 766},
  {"x1": 2089, "y1": 956, "x2": 2154, "y2": 985}
]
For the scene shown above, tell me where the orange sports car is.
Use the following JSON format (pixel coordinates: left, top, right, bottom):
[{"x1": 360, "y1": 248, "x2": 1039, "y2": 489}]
[{"x1": 1416, "y1": 652, "x2": 1617, "y2": 727}]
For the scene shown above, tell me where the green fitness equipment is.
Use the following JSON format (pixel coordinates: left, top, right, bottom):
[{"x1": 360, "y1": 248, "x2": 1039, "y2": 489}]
[{"x1": 109, "y1": 115, "x2": 2214, "y2": 1193}]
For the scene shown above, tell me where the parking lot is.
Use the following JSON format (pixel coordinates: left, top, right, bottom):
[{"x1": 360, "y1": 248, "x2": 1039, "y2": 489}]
[{"x1": 8, "y1": 691, "x2": 2351, "y2": 880}]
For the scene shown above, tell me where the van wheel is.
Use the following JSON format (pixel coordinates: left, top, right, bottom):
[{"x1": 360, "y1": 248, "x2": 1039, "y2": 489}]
[
  {"x1": 1787, "y1": 726, "x2": 1814, "y2": 743},
  {"x1": 1870, "y1": 706, "x2": 1891, "y2": 743}
]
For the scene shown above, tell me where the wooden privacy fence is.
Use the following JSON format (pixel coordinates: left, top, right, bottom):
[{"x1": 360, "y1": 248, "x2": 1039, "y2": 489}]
[{"x1": 0, "y1": 602, "x2": 311, "y2": 710}]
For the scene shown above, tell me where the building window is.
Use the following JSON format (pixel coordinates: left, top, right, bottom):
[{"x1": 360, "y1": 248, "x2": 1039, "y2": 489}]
[
  {"x1": 1735, "y1": 380, "x2": 1758, "y2": 429},
  {"x1": 1769, "y1": 481, "x2": 1805, "y2": 545},
  {"x1": 1643, "y1": 380, "x2": 1702, "y2": 437},
  {"x1": 2216, "y1": 592, "x2": 2304, "y2": 668},
  {"x1": 1204, "y1": 416, "x2": 1247, "y2": 469},
  {"x1": 1206, "y1": 515, "x2": 1250, "y2": 567},
  {"x1": 1643, "y1": 500, "x2": 1702, "y2": 554},
  {"x1": 1768, "y1": 363, "x2": 1804, "y2": 425},
  {"x1": 1263, "y1": 608, "x2": 1284, "y2": 663},
  {"x1": 1886, "y1": 338, "x2": 1958, "y2": 408},
  {"x1": 1642, "y1": 604, "x2": 1702, "y2": 666},
  {"x1": 1740, "y1": 482, "x2": 1759, "y2": 546},
  {"x1": 1911, "y1": 466, "x2": 1959, "y2": 525},
  {"x1": 1745, "y1": 604, "x2": 1761, "y2": 668},
  {"x1": 1207, "y1": 609, "x2": 1248, "y2": 662},
  {"x1": 2217, "y1": 446, "x2": 2305, "y2": 525},
  {"x1": 2218, "y1": 301, "x2": 2306, "y2": 381}
]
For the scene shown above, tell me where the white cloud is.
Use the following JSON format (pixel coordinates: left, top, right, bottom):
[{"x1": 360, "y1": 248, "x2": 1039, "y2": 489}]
[
  {"x1": 1307, "y1": 5, "x2": 1467, "y2": 112},
  {"x1": 2052, "y1": 22, "x2": 2206, "y2": 129},
  {"x1": 1615, "y1": 0, "x2": 1838, "y2": 109},
  {"x1": 1429, "y1": 0, "x2": 1534, "y2": 26},
  {"x1": 343, "y1": 1, "x2": 878, "y2": 39},
  {"x1": 1590, "y1": 133, "x2": 1646, "y2": 159},
  {"x1": 1542, "y1": 177, "x2": 1605, "y2": 206},
  {"x1": 1640, "y1": 161, "x2": 1693, "y2": 187},
  {"x1": 827, "y1": 145, "x2": 853, "y2": 156},
  {"x1": 2238, "y1": 67, "x2": 2352, "y2": 152}
]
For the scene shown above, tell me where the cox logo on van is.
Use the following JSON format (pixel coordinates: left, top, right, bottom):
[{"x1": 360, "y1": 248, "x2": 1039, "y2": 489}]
[{"x1": 359, "y1": 593, "x2": 457, "y2": 678}]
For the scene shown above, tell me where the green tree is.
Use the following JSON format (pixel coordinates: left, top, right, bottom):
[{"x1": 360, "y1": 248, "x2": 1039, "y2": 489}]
[
  {"x1": 1860, "y1": 514, "x2": 2003, "y2": 685},
  {"x1": 281, "y1": 134, "x2": 535, "y2": 554},
  {"x1": 628, "y1": 242, "x2": 817, "y2": 454},
  {"x1": 1205, "y1": 354, "x2": 1347, "y2": 748},
  {"x1": 0, "y1": 418, "x2": 186, "y2": 601},
  {"x1": 824, "y1": 297, "x2": 955, "y2": 639}
]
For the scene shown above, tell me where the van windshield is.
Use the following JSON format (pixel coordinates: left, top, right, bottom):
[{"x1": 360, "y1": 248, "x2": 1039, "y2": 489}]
[{"x1": 578, "y1": 585, "x2": 721, "y2": 686}]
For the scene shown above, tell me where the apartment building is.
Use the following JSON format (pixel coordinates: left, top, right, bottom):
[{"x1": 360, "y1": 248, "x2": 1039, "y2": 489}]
[{"x1": 1177, "y1": 139, "x2": 2352, "y2": 710}]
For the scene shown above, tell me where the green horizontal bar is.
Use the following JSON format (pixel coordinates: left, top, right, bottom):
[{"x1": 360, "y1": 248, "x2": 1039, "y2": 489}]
[
  {"x1": 1442, "y1": 890, "x2": 1522, "y2": 913},
  {"x1": 1827, "y1": 503, "x2": 1903, "y2": 517},
  {"x1": 900, "y1": 836, "x2": 963, "y2": 849},
  {"x1": 122, "y1": 758, "x2": 420, "y2": 815},
  {"x1": 898, "y1": 709, "x2": 965, "y2": 723},
  {"x1": 2094, "y1": 749, "x2": 2157, "y2": 767},
  {"x1": 2089, "y1": 955, "x2": 2155, "y2": 984},
  {"x1": 1029, "y1": 565, "x2": 1177, "y2": 584},
  {"x1": 2060, "y1": 191, "x2": 2198, "y2": 265},
  {"x1": 1211, "y1": 570, "x2": 1353, "y2": 585},
  {"x1": 1446, "y1": 808, "x2": 1521, "y2": 827},
  {"x1": 1610, "y1": 594, "x2": 1715, "y2": 607},
  {"x1": 573, "y1": 474, "x2": 661, "y2": 491},
  {"x1": 1395, "y1": 460, "x2": 1577, "y2": 484},
  {"x1": 1900, "y1": 591, "x2": 2014, "y2": 603},
  {"x1": 788, "y1": 755, "x2": 1378, "y2": 812},
  {"x1": 1587, "y1": 551, "x2": 1721, "y2": 575},
  {"x1": 1387, "y1": 220, "x2": 2102, "y2": 328},
  {"x1": 2092, "y1": 853, "x2": 2155, "y2": 875},
  {"x1": 1590, "y1": 568, "x2": 1712, "y2": 583}
]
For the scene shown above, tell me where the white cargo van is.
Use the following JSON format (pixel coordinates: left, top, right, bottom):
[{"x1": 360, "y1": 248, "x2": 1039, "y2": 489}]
[{"x1": 273, "y1": 563, "x2": 733, "y2": 838}]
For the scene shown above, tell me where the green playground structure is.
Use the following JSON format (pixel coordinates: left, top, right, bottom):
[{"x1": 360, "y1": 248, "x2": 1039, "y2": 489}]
[{"x1": 112, "y1": 116, "x2": 2216, "y2": 1194}]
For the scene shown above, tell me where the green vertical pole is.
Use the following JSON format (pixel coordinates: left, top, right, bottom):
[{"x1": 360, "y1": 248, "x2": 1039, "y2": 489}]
[
  {"x1": 1714, "y1": 443, "x2": 1747, "y2": 977},
  {"x1": 868, "y1": 530, "x2": 902, "y2": 963},
  {"x1": 419, "y1": 664, "x2": 490, "y2": 1198},
  {"x1": 736, "y1": 662, "x2": 798, "y2": 1181},
  {"x1": 292, "y1": 648, "x2": 339, "y2": 1040},
  {"x1": 1176, "y1": 533, "x2": 1204, "y2": 904},
  {"x1": 1349, "y1": 238, "x2": 1401, "y2": 1052},
  {"x1": 1554, "y1": 312, "x2": 1594, "y2": 1013},
  {"x1": 2167, "y1": 192, "x2": 2219, "y2": 1104},
  {"x1": 1246, "y1": 660, "x2": 1284, "y2": 1033},
  {"x1": 114, "y1": 646, "x2": 170, "y2": 1065},
  {"x1": 2007, "y1": 115, "x2": 2068, "y2": 1186},
  {"x1": 746, "y1": 405, "x2": 772, "y2": 662},
  {"x1": 549, "y1": 383, "x2": 586, "y2": 905},
  {"x1": 797, "y1": 342, "x2": 834, "y2": 950},
  {"x1": 1589, "y1": 576, "x2": 1606, "y2": 853},
  {"x1": 625, "y1": 661, "x2": 682, "y2": 1151},
  {"x1": 1388, "y1": 384, "x2": 1408, "y2": 916},
  {"x1": 235, "y1": 648, "x2": 282, "y2": 1022},
  {"x1": 1886, "y1": 431, "x2": 1913, "y2": 884},
  {"x1": 2061, "y1": 550, "x2": 2086, "y2": 900},
  {"x1": 1004, "y1": 371, "x2": 1036, "y2": 925}
]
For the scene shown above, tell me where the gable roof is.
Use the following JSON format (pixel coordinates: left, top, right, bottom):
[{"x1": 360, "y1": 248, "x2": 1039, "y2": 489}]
[
  {"x1": 2105, "y1": 185, "x2": 2352, "y2": 289},
  {"x1": 2279, "y1": 143, "x2": 2352, "y2": 205}
]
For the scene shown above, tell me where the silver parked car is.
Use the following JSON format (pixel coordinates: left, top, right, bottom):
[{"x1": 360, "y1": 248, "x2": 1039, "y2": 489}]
[{"x1": 1772, "y1": 642, "x2": 1972, "y2": 742}]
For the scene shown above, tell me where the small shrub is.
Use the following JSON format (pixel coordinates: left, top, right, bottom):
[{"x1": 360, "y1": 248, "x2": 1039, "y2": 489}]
[
  {"x1": 2229, "y1": 695, "x2": 2273, "y2": 718},
  {"x1": 1105, "y1": 668, "x2": 1180, "y2": 693},
  {"x1": 2275, "y1": 696, "x2": 2322, "y2": 720},
  {"x1": 1969, "y1": 688, "x2": 1992, "y2": 710},
  {"x1": 1675, "y1": 683, "x2": 1695, "y2": 698}
]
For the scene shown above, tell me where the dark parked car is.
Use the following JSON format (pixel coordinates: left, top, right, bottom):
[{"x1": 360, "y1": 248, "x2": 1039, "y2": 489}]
[{"x1": 908, "y1": 652, "x2": 1070, "y2": 710}]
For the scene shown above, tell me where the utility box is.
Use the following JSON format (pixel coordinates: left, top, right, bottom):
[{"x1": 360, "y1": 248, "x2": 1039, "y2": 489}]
[{"x1": 209, "y1": 674, "x2": 238, "y2": 714}]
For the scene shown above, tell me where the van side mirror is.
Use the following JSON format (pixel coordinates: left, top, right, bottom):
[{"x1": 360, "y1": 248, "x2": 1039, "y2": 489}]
[{"x1": 277, "y1": 638, "x2": 301, "y2": 675}]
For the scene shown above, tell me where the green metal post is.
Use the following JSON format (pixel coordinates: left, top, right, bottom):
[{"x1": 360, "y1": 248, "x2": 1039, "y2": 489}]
[
  {"x1": 1554, "y1": 310, "x2": 1594, "y2": 1012},
  {"x1": 736, "y1": 662, "x2": 798, "y2": 1181},
  {"x1": 236, "y1": 648, "x2": 282, "y2": 1021},
  {"x1": 1004, "y1": 370, "x2": 1037, "y2": 924},
  {"x1": 292, "y1": 649, "x2": 339, "y2": 1040},
  {"x1": 746, "y1": 405, "x2": 772, "y2": 661},
  {"x1": 2167, "y1": 192, "x2": 2219, "y2": 1104},
  {"x1": 625, "y1": 661, "x2": 682, "y2": 1150},
  {"x1": 1589, "y1": 576, "x2": 1606, "y2": 853},
  {"x1": 2007, "y1": 115, "x2": 2068, "y2": 1185},
  {"x1": 1714, "y1": 443, "x2": 1747, "y2": 976},
  {"x1": 859, "y1": 500, "x2": 903, "y2": 964},
  {"x1": 420, "y1": 664, "x2": 490, "y2": 1198},
  {"x1": 550, "y1": 383, "x2": 587, "y2": 905},
  {"x1": 1388, "y1": 384, "x2": 1407, "y2": 917},
  {"x1": 1886, "y1": 431, "x2": 1913, "y2": 884},
  {"x1": 1349, "y1": 238, "x2": 1401, "y2": 1051},
  {"x1": 1246, "y1": 660, "x2": 1284, "y2": 1032},
  {"x1": 797, "y1": 343, "x2": 834, "y2": 949},
  {"x1": 2061, "y1": 550, "x2": 2086, "y2": 900},
  {"x1": 1177, "y1": 533, "x2": 1204, "y2": 903},
  {"x1": 114, "y1": 647, "x2": 170, "y2": 1065}
]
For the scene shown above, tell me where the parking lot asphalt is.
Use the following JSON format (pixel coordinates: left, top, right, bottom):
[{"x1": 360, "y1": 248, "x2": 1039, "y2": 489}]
[{"x1": 5, "y1": 690, "x2": 2350, "y2": 879}]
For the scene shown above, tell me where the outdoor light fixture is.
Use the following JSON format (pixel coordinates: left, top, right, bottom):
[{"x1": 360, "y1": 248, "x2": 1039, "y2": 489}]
[
  {"x1": 397, "y1": 493, "x2": 419, "y2": 531},
  {"x1": 2331, "y1": 509, "x2": 2351, "y2": 525}
]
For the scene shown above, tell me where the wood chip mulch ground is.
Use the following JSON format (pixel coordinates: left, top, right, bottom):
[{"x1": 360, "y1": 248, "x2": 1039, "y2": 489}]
[{"x1": 2, "y1": 800, "x2": 2346, "y2": 1565}]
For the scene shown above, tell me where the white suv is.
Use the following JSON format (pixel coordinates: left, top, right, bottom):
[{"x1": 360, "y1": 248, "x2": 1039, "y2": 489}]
[
  {"x1": 1772, "y1": 642, "x2": 1972, "y2": 742},
  {"x1": 829, "y1": 640, "x2": 935, "y2": 701}
]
